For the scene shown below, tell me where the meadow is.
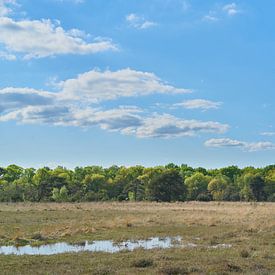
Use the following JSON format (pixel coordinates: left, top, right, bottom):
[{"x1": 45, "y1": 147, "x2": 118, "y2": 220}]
[{"x1": 0, "y1": 202, "x2": 274, "y2": 274}]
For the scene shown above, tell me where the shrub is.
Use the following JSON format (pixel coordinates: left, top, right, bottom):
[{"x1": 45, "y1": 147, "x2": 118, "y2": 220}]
[
  {"x1": 196, "y1": 193, "x2": 211, "y2": 201},
  {"x1": 240, "y1": 249, "x2": 250, "y2": 258},
  {"x1": 131, "y1": 259, "x2": 153, "y2": 268}
]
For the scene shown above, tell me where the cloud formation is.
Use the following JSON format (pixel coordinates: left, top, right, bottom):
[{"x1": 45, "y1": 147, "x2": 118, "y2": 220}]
[
  {"x1": 0, "y1": 105, "x2": 228, "y2": 138},
  {"x1": 174, "y1": 99, "x2": 222, "y2": 110},
  {"x1": 132, "y1": 114, "x2": 228, "y2": 138},
  {"x1": 0, "y1": 17, "x2": 117, "y2": 59},
  {"x1": 0, "y1": 0, "x2": 16, "y2": 16},
  {"x1": 58, "y1": 68, "x2": 191, "y2": 102},
  {"x1": 223, "y1": 3, "x2": 240, "y2": 16},
  {"x1": 0, "y1": 87, "x2": 55, "y2": 113},
  {"x1": 203, "y1": 2, "x2": 240, "y2": 22},
  {"x1": 0, "y1": 68, "x2": 228, "y2": 139},
  {"x1": 205, "y1": 138, "x2": 275, "y2": 152},
  {"x1": 126, "y1": 13, "x2": 157, "y2": 29},
  {"x1": 203, "y1": 14, "x2": 219, "y2": 22},
  {"x1": 0, "y1": 50, "x2": 16, "y2": 60}
]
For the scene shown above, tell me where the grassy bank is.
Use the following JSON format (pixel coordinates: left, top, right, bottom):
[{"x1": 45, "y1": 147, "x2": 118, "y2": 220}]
[{"x1": 0, "y1": 202, "x2": 274, "y2": 274}]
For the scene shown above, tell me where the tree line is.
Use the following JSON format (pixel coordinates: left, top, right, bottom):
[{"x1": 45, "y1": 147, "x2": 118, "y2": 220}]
[{"x1": 0, "y1": 164, "x2": 274, "y2": 202}]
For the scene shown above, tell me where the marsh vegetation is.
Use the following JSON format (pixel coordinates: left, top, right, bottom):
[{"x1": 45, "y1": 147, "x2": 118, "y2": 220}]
[{"x1": 0, "y1": 202, "x2": 274, "y2": 274}]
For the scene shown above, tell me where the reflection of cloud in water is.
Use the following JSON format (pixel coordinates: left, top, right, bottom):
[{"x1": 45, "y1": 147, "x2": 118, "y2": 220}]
[{"x1": 0, "y1": 236, "x2": 232, "y2": 256}]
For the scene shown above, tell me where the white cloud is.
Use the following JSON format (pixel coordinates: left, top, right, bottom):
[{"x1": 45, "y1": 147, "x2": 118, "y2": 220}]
[
  {"x1": 132, "y1": 114, "x2": 229, "y2": 138},
  {"x1": 205, "y1": 138, "x2": 275, "y2": 152},
  {"x1": 205, "y1": 138, "x2": 245, "y2": 147},
  {"x1": 0, "y1": 50, "x2": 16, "y2": 60},
  {"x1": 0, "y1": 69, "x2": 190, "y2": 107},
  {"x1": 0, "y1": 105, "x2": 143, "y2": 131},
  {"x1": 203, "y1": 14, "x2": 219, "y2": 22},
  {"x1": 261, "y1": 132, "x2": 275, "y2": 137},
  {"x1": 174, "y1": 99, "x2": 222, "y2": 110},
  {"x1": 203, "y1": 3, "x2": 240, "y2": 22},
  {"x1": 0, "y1": 87, "x2": 55, "y2": 113},
  {"x1": 0, "y1": 0, "x2": 17, "y2": 16},
  {"x1": 126, "y1": 13, "x2": 157, "y2": 30},
  {"x1": 223, "y1": 3, "x2": 240, "y2": 16},
  {"x1": 0, "y1": 68, "x2": 228, "y2": 139},
  {"x1": 246, "y1": 142, "x2": 275, "y2": 152},
  {"x1": 0, "y1": 105, "x2": 229, "y2": 139},
  {"x1": 71, "y1": 106, "x2": 143, "y2": 131},
  {"x1": 0, "y1": 17, "x2": 117, "y2": 59},
  {"x1": 0, "y1": 105, "x2": 71, "y2": 125},
  {"x1": 58, "y1": 68, "x2": 191, "y2": 103}
]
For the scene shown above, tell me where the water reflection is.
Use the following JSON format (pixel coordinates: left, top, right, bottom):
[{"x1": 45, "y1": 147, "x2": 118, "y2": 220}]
[
  {"x1": 0, "y1": 237, "x2": 232, "y2": 256},
  {"x1": 0, "y1": 237, "x2": 182, "y2": 256}
]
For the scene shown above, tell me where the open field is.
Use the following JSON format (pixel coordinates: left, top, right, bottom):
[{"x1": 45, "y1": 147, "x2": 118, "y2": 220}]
[{"x1": 0, "y1": 202, "x2": 274, "y2": 274}]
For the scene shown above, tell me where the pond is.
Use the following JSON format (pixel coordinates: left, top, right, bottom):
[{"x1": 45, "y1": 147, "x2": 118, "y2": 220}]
[
  {"x1": 0, "y1": 237, "x2": 182, "y2": 256},
  {"x1": 0, "y1": 237, "x2": 232, "y2": 256}
]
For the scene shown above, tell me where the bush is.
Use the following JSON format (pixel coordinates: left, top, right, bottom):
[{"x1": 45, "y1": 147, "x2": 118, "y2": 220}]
[
  {"x1": 196, "y1": 193, "x2": 211, "y2": 201},
  {"x1": 240, "y1": 249, "x2": 250, "y2": 258},
  {"x1": 158, "y1": 265, "x2": 189, "y2": 275},
  {"x1": 267, "y1": 193, "x2": 275, "y2": 202},
  {"x1": 131, "y1": 259, "x2": 153, "y2": 268}
]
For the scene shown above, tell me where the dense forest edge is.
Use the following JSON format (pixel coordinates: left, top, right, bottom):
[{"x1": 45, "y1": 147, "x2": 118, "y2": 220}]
[{"x1": 0, "y1": 164, "x2": 274, "y2": 202}]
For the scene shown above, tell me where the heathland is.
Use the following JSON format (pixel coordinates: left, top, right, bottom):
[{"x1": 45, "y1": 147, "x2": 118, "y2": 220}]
[{"x1": 0, "y1": 202, "x2": 274, "y2": 274}]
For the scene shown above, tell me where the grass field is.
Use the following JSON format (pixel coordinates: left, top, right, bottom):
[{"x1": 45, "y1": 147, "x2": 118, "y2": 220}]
[{"x1": 0, "y1": 202, "x2": 274, "y2": 274}]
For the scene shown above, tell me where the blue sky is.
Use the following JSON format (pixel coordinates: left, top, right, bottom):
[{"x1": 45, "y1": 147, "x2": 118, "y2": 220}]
[{"x1": 0, "y1": 0, "x2": 274, "y2": 168}]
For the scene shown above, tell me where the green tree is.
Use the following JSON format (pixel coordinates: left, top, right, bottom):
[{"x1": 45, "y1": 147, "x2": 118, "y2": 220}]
[
  {"x1": 220, "y1": 166, "x2": 241, "y2": 182},
  {"x1": 33, "y1": 167, "x2": 52, "y2": 201},
  {"x1": 264, "y1": 169, "x2": 275, "y2": 201},
  {"x1": 249, "y1": 175, "x2": 265, "y2": 201},
  {"x1": 208, "y1": 175, "x2": 231, "y2": 201},
  {"x1": 52, "y1": 186, "x2": 69, "y2": 202},
  {"x1": 238, "y1": 173, "x2": 265, "y2": 201},
  {"x1": 185, "y1": 172, "x2": 211, "y2": 200},
  {"x1": 146, "y1": 169, "x2": 186, "y2": 202},
  {"x1": 83, "y1": 173, "x2": 109, "y2": 201},
  {"x1": 3, "y1": 165, "x2": 23, "y2": 183}
]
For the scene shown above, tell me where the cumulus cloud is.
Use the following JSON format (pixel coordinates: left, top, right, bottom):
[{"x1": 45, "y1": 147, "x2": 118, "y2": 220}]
[
  {"x1": 0, "y1": 87, "x2": 55, "y2": 113},
  {"x1": 0, "y1": 50, "x2": 16, "y2": 60},
  {"x1": 0, "y1": 105, "x2": 71, "y2": 125},
  {"x1": 174, "y1": 99, "x2": 222, "y2": 110},
  {"x1": 58, "y1": 68, "x2": 191, "y2": 102},
  {"x1": 0, "y1": 17, "x2": 117, "y2": 59},
  {"x1": 205, "y1": 138, "x2": 275, "y2": 152},
  {"x1": 126, "y1": 13, "x2": 157, "y2": 29},
  {"x1": 0, "y1": 68, "x2": 228, "y2": 139},
  {"x1": 203, "y1": 13, "x2": 219, "y2": 22},
  {"x1": 0, "y1": 0, "x2": 17, "y2": 16},
  {"x1": 132, "y1": 114, "x2": 229, "y2": 138},
  {"x1": 223, "y1": 3, "x2": 240, "y2": 16},
  {"x1": 0, "y1": 105, "x2": 229, "y2": 138},
  {"x1": 0, "y1": 68, "x2": 190, "y2": 107},
  {"x1": 0, "y1": 105, "x2": 144, "y2": 132},
  {"x1": 203, "y1": 2, "x2": 240, "y2": 22}
]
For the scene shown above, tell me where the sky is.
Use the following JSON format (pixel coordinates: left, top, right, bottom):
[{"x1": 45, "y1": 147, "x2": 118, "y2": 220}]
[{"x1": 0, "y1": 0, "x2": 274, "y2": 169}]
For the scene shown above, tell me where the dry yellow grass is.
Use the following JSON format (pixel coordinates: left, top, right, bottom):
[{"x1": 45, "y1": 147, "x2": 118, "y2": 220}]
[
  {"x1": 0, "y1": 201, "x2": 274, "y2": 244},
  {"x1": 0, "y1": 202, "x2": 274, "y2": 274}
]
